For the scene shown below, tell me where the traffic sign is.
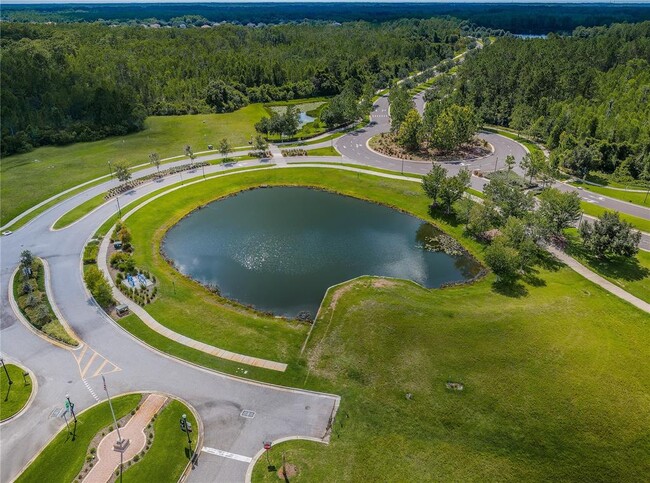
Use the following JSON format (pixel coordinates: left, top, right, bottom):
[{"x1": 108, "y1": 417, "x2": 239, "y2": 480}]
[{"x1": 263, "y1": 441, "x2": 272, "y2": 451}]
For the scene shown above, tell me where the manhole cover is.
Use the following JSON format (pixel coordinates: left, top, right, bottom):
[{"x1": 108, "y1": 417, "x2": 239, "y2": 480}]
[{"x1": 240, "y1": 410, "x2": 256, "y2": 419}]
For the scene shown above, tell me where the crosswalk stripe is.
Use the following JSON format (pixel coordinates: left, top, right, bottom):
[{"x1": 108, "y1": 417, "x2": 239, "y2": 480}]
[{"x1": 201, "y1": 447, "x2": 252, "y2": 463}]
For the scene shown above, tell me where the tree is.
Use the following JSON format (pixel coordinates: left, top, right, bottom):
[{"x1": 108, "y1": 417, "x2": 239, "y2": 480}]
[
  {"x1": 579, "y1": 211, "x2": 641, "y2": 259},
  {"x1": 321, "y1": 89, "x2": 359, "y2": 128},
  {"x1": 484, "y1": 177, "x2": 534, "y2": 221},
  {"x1": 504, "y1": 154, "x2": 516, "y2": 177},
  {"x1": 563, "y1": 144, "x2": 600, "y2": 179},
  {"x1": 33, "y1": 303, "x2": 51, "y2": 328},
  {"x1": 84, "y1": 266, "x2": 115, "y2": 308},
  {"x1": 537, "y1": 188, "x2": 582, "y2": 237},
  {"x1": 282, "y1": 106, "x2": 300, "y2": 136},
  {"x1": 113, "y1": 162, "x2": 131, "y2": 184},
  {"x1": 484, "y1": 239, "x2": 519, "y2": 282},
  {"x1": 439, "y1": 169, "x2": 470, "y2": 214},
  {"x1": 397, "y1": 109, "x2": 422, "y2": 151},
  {"x1": 219, "y1": 138, "x2": 232, "y2": 161},
  {"x1": 465, "y1": 202, "x2": 498, "y2": 238},
  {"x1": 520, "y1": 151, "x2": 546, "y2": 185},
  {"x1": 205, "y1": 79, "x2": 248, "y2": 113},
  {"x1": 20, "y1": 250, "x2": 33, "y2": 269},
  {"x1": 430, "y1": 104, "x2": 480, "y2": 153},
  {"x1": 149, "y1": 152, "x2": 161, "y2": 173},
  {"x1": 422, "y1": 164, "x2": 447, "y2": 204},
  {"x1": 253, "y1": 134, "x2": 268, "y2": 155},
  {"x1": 389, "y1": 85, "x2": 414, "y2": 131}
]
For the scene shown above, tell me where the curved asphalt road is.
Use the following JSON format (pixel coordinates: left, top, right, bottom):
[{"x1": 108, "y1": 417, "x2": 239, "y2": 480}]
[{"x1": 1, "y1": 84, "x2": 649, "y2": 482}]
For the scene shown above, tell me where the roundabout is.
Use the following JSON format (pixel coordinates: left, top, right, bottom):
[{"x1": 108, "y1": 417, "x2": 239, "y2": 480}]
[{"x1": 1, "y1": 90, "x2": 649, "y2": 482}]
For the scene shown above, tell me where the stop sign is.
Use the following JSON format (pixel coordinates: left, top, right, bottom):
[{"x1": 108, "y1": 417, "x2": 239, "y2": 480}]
[{"x1": 263, "y1": 441, "x2": 272, "y2": 451}]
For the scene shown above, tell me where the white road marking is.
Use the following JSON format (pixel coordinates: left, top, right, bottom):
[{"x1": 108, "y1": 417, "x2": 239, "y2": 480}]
[
  {"x1": 83, "y1": 378, "x2": 100, "y2": 402},
  {"x1": 201, "y1": 446, "x2": 252, "y2": 463}
]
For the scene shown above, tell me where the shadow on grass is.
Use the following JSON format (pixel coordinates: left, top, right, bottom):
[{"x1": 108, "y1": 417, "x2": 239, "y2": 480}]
[
  {"x1": 566, "y1": 236, "x2": 649, "y2": 283},
  {"x1": 492, "y1": 279, "x2": 528, "y2": 298}
]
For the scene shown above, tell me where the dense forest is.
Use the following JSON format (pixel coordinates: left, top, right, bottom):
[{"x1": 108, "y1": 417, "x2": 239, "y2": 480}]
[
  {"x1": 0, "y1": 18, "x2": 459, "y2": 156},
  {"x1": 457, "y1": 22, "x2": 650, "y2": 183},
  {"x1": 3, "y1": 2, "x2": 650, "y2": 34}
]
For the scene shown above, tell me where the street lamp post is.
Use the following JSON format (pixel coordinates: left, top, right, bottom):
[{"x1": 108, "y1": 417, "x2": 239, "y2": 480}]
[
  {"x1": 108, "y1": 161, "x2": 114, "y2": 179},
  {"x1": 102, "y1": 375, "x2": 128, "y2": 451},
  {"x1": 66, "y1": 394, "x2": 77, "y2": 423},
  {"x1": 116, "y1": 195, "x2": 122, "y2": 219},
  {"x1": 0, "y1": 358, "x2": 12, "y2": 385},
  {"x1": 493, "y1": 156, "x2": 499, "y2": 173}
]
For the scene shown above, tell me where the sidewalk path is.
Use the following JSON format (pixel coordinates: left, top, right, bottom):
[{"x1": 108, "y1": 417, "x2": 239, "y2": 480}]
[
  {"x1": 97, "y1": 230, "x2": 288, "y2": 372},
  {"x1": 83, "y1": 393, "x2": 167, "y2": 483},
  {"x1": 547, "y1": 246, "x2": 650, "y2": 314}
]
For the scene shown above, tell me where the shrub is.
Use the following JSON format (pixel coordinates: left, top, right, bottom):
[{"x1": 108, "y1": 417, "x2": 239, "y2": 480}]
[{"x1": 84, "y1": 266, "x2": 114, "y2": 309}]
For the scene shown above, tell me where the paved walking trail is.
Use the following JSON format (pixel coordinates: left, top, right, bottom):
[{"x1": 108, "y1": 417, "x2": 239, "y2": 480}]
[
  {"x1": 548, "y1": 246, "x2": 650, "y2": 314},
  {"x1": 83, "y1": 393, "x2": 167, "y2": 483},
  {"x1": 97, "y1": 232, "x2": 288, "y2": 372}
]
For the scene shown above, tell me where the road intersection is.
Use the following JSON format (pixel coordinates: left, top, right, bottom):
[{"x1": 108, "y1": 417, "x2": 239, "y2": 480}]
[{"x1": 1, "y1": 87, "x2": 648, "y2": 482}]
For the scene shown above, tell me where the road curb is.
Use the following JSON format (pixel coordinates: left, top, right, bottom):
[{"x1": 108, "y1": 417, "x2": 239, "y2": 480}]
[{"x1": 0, "y1": 359, "x2": 38, "y2": 425}]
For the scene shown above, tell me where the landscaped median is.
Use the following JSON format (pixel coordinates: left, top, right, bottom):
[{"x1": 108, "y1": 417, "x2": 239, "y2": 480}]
[
  {"x1": 11, "y1": 253, "x2": 78, "y2": 347},
  {"x1": 0, "y1": 362, "x2": 33, "y2": 422},
  {"x1": 15, "y1": 393, "x2": 199, "y2": 483}
]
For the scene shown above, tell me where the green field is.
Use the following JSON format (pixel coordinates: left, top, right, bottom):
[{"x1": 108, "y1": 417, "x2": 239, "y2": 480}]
[
  {"x1": 565, "y1": 229, "x2": 650, "y2": 303},
  {"x1": 16, "y1": 394, "x2": 141, "y2": 483},
  {"x1": 571, "y1": 181, "x2": 650, "y2": 208},
  {"x1": 306, "y1": 146, "x2": 341, "y2": 156},
  {"x1": 1, "y1": 105, "x2": 266, "y2": 226},
  {"x1": 123, "y1": 399, "x2": 197, "y2": 481},
  {"x1": 0, "y1": 364, "x2": 32, "y2": 421},
  {"x1": 97, "y1": 167, "x2": 650, "y2": 480},
  {"x1": 253, "y1": 271, "x2": 650, "y2": 481},
  {"x1": 581, "y1": 202, "x2": 650, "y2": 233}
]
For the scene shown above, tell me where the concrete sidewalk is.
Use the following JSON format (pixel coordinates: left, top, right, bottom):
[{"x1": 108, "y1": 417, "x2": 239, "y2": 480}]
[{"x1": 84, "y1": 393, "x2": 167, "y2": 483}]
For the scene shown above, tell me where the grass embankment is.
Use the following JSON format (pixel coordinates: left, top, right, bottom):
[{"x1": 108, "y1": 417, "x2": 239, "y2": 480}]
[
  {"x1": 16, "y1": 394, "x2": 141, "y2": 483},
  {"x1": 305, "y1": 146, "x2": 340, "y2": 157},
  {"x1": 565, "y1": 229, "x2": 650, "y2": 303},
  {"x1": 123, "y1": 399, "x2": 197, "y2": 481},
  {"x1": 1, "y1": 105, "x2": 266, "y2": 226},
  {"x1": 0, "y1": 364, "x2": 32, "y2": 421},
  {"x1": 581, "y1": 202, "x2": 650, "y2": 233},
  {"x1": 571, "y1": 180, "x2": 650, "y2": 208},
  {"x1": 105, "y1": 168, "x2": 649, "y2": 479},
  {"x1": 253, "y1": 270, "x2": 650, "y2": 481},
  {"x1": 12, "y1": 258, "x2": 77, "y2": 346}
]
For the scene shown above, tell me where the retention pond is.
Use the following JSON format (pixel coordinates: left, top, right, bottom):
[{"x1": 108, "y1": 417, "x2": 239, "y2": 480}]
[{"x1": 162, "y1": 187, "x2": 481, "y2": 317}]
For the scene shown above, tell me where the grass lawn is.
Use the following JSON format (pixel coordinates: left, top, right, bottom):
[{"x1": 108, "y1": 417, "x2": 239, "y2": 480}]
[
  {"x1": 571, "y1": 180, "x2": 650, "y2": 208},
  {"x1": 0, "y1": 364, "x2": 32, "y2": 421},
  {"x1": 306, "y1": 146, "x2": 340, "y2": 156},
  {"x1": 585, "y1": 171, "x2": 648, "y2": 190},
  {"x1": 581, "y1": 202, "x2": 650, "y2": 233},
  {"x1": 123, "y1": 399, "x2": 197, "y2": 481},
  {"x1": 16, "y1": 394, "x2": 141, "y2": 483},
  {"x1": 107, "y1": 167, "x2": 649, "y2": 480},
  {"x1": 253, "y1": 269, "x2": 650, "y2": 481},
  {"x1": 1, "y1": 105, "x2": 266, "y2": 226},
  {"x1": 565, "y1": 229, "x2": 650, "y2": 303}
]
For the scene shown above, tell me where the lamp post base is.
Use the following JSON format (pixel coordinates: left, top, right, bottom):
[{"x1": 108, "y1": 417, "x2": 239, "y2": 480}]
[{"x1": 113, "y1": 438, "x2": 131, "y2": 452}]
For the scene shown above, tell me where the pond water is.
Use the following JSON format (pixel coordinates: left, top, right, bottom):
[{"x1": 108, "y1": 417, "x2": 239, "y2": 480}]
[
  {"x1": 162, "y1": 187, "x2": 481, "y2": 317},
  {"x1": 298, "y1": 111, "x2": 315, "y2": 126}
]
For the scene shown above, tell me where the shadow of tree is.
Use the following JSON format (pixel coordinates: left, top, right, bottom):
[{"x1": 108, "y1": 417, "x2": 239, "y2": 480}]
[{"x1": 492, "y1": 279, "x2": 528, "y2": 298}]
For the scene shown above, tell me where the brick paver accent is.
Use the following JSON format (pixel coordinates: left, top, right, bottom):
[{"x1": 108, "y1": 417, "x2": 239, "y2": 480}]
[{"x1": 83, "y1": 394, "x2": 167, "y2": 483}]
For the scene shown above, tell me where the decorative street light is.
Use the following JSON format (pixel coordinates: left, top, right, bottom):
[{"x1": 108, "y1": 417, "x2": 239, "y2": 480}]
[{"x1": 0, "y1": 358, "x2": 12, "y2": 386}]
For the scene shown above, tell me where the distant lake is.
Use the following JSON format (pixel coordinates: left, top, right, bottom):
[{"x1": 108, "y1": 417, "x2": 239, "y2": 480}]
[{"x1": 162, "y1": 187, "x2": 481, "y2": 317}]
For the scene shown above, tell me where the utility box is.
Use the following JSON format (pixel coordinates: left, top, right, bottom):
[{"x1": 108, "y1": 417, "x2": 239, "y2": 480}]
[{"x1": 116, "y1": 304, "x2": 129, "y2": 316}]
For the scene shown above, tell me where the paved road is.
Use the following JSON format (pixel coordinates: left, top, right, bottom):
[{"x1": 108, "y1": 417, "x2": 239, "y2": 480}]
[
  {"x1": 1, "y1": 73, "x2": 648, "y2": 481},
  {"x1": 0, "y1": 160, "x2": 338, "y2": 483}
]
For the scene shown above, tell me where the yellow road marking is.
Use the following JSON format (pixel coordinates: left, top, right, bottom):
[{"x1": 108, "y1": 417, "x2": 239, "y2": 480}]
[{"x1": 80, "y1": 351, "x2": 99, "y2": 379}]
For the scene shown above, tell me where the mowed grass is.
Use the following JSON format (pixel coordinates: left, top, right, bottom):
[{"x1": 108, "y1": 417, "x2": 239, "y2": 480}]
[
  {"x1": 565, "y1": 229, "x2": 650, "y2": 303},
  {"x1": 306, "y1": 146, "x2": 341, "y2": 156},
  {"x1": 114, "y1": 167, "x2": 649, "y2": 480},
  {"x1": 253, "y1": 271, "x2": 650, "y2": 481},
  {"x1": 0, "y1": 364, "x2": 32, "y2": 421},
  {"x1": 123, "y1": 399, "x2": 197, "y2": 481},
  {"x1": 581, "y1": 202, "x2": 650, "y2": 233},
  {"x1": 0, "y1": 105, "x2": 266, "y2": 226},
  {"x1": 16, "y1": 394, "x2": 141, "y2": 483},
  {"x1": 571, "y1": 180, "x2": 650, "y2": 208}
]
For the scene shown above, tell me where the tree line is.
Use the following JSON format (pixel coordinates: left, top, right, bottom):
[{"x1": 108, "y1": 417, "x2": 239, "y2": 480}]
[
  {"x1": 1, "y1": 18, "x2": 459, "y2": 156},
  {"x1": 456, "y1": 22, "x2": 650, "y2": 184}
]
